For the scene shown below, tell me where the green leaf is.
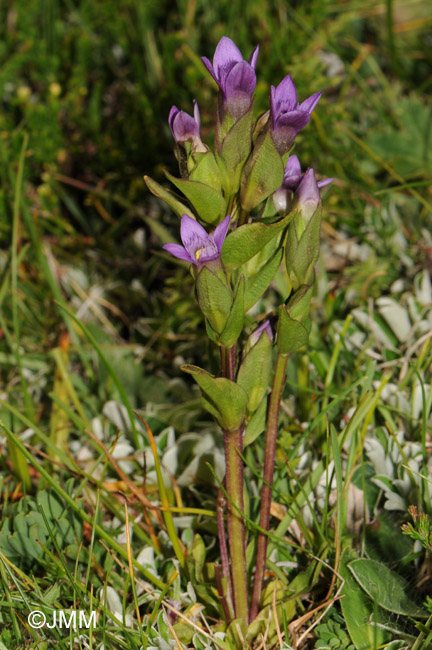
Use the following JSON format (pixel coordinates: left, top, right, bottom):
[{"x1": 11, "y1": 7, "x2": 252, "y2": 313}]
[
  {"x1": 237, "y1": 331, "x2": 272, "y2": 414},
  {"x1": 227, "y1": 617, "x2": 248, "y2": 649},
  {"x1": 277, "y1": 304, "x2": 309, "y2": 355},
  {"x1": 348, "y1": 558, "x2": 428, "y2": 618},
  {"x1": 287, "y1": 556, "x2": 323, "y2": 598},
  {"x1": 189, "y1": 151, "x2": 222, "y2": 191},
  {"x1": 181, "y1": 365, "x2": 248, "y2": 431},
  {"x1": 144, "y1": 175, "x2": 194, "y2": 219},
  {"x1": 221, "y1": 210, "x2": 295, "y2": 270},
  {"x1": 219, "y1": 275, "x2": 245, "y2": 346},
  {"x1": 244, "y1": 396, "x2": 267, "y2": 446},
  {"x1": 190, "y1": 534, "x2": 206, "y2": 582},
  {"x1": 244, "y1": 248, "x2": 283, "y2": 311},
  {"x1": 339, "y1": 550, "x2": 388, "y2": 650},
  {"x1": 172, "y1": 622, "x2": 195, "y2": 645},
  {"x1": 44, "y1": 583, "x2": 61, "y2": 605},
  {"x1": 165, "y1": 171, "x2": 227, "y2": 225},
  {"x1": 246, "y1": 581, "x2": 295, "y2": 647},
  {"x1": 240, "y1": 131, "x2": 284, "y2": 211},
  {"x1": 195, "y1": 266, "x2": 232, "y2": 334}
]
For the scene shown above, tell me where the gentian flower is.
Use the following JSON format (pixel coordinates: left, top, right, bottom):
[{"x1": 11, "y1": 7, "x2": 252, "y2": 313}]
[
  {"x1": 294, "y1": 168, "x2": 322, "y2": 222},
  {"x1": 273, "y1": 156, "x2": 332, "y2": 213},
  {"x1": 163, "y1": 214, "x2": 230, "y2": 265},
  {"x1": 168, "y1": 101, "x2": 207, "y2": 153},
  {"x1": 270, "y1": 75, "x2": 321, "y2": 153},
  {"x1": 249, "y1": 320, "x2": 273, "y2": 347},
  {"x1": 202, "y1": 36, "x2": 259, "y2": 120},
  {"x1": 281, "y1": 155, "x2": 303, "y2": 190}
]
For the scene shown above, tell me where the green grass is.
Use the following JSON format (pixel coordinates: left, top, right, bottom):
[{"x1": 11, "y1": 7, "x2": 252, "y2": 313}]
[{"x1": 0, "y1": 0, "x2": 431, "y2": 648}]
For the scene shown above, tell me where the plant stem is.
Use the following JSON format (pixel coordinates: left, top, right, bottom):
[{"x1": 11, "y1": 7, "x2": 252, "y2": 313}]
[
  {"x1": 237, "y1": 208, "x2": 249, "y2": 227},
  {"x1": 219, "y1": 345, "x2": 249, "y2": 622},
  {"x1": 250, "y1": 352, "x2": 288, "y2": 621},
  {"x1": 216, "y1": 484, "x2": 233, "y2": 607},
  {"x1": 224, "y1": 426, "x2": 249, "y2": 622},
  {"x1": 221, "y1": 344, "x2": 236, "y2": 380}
]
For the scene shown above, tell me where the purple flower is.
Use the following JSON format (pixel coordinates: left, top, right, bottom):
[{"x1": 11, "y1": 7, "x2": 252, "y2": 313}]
[
  {"x1": 168, "y1": 101, "x2": 207, "y2": 153},
  {"x1": 270, "y1": 75, "x2": 321, "y2": 153},
  {"x1": 202, "y1": 36, "x2": 259, "y2": 120},
  {"x1": 285, "y1": 156, "x2": 333, "y2": 191},
  {"x1": 273, "y1": 156, "x2": 332, "y2": 213},
  {"x1": 250, "y1": 320, "x2": 273, "y2": 347},
  {"x1": 163, "y1": 214, "x2": 230, "y2": 265},
  {"x1": 281, "y1": 155, "x2": 303, "y2": 189},
  {"x1": 294, "y1": 168, "x2": 322, "y2": 222}
]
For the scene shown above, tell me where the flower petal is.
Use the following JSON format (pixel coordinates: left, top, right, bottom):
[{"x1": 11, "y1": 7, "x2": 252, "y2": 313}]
[
  {"x1": 225, "y1": 61, "x2": 256, "y2": 99},
  {"x1": 317, "y1": 177, "x2": 334, "y2": 188},
  {"x1": 250, "y1": 320, "x2": 273, "y2": 346},
  {"x1": 277, "y1": 109, "x2": 310, "y2": 131},
  {"x1": 170, "y1": 110, "x2": 200, "y2": 143},
  {"x1": 193, "y1": 99, "x2": 200, "y2": 128},
  {"x1": 168, "y1": 106, "x2": 179, "y2": 134},
  {"x1": 298, "y1": 91, "x2": 321, "y2": 115},
  {"x1": 213, "y1": 36, "x2": 244, "y2": 81},
  {"x1": 201, "y1": 56, "x2": 218, "y2": 84},
  {"x1": 283, "y1": 155, "x2": 302, "y2": 188},
  {"x1": 295, "y1": 168, "x2": 321, "y2": 219},
  {"x1": 249, "y1": 44, "x2": 259, "y2": 70},
  {"x1": 213, "y1": 215, "x2": 231, "y2": 251},
  {"x1": 162, "y1": 243, "x2": 194, "y2": 263},
  {"x1": 273, "y1": 75, "x2": 297, "y2": 114},
  {"x1": 180, "y1": 214, "x2": 209, "y2": 248}
]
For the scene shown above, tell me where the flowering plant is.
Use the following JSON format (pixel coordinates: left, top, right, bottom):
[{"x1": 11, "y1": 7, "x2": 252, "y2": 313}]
[{"x1": 145, "y1": 35, "x2": 331, "y2": 644}]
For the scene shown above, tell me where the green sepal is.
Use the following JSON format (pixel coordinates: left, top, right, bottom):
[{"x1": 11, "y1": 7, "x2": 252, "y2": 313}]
[
  {"x1": 240, "y1": 131, "x2": 284, "y2": 211},
  {"x1": 277, "y1": 303, "x2": 309, "y2": 354},
  {"x1": 244, "y1": 396, "x2": 267, "y2": 446},
  {"x1": 285, "y1": 204, "x2": 322, "y2": 291},
  {"x1": 173, "y1": 142, "x2": 189, "y2": 179},
  {"x1": 189, "y1": 152, "x2": 222, "y2": 191},
  {"x1": 144, "y1": 175, "x2": 194, "y2": 219},
  {"x1": 215, "y1": 104, "x2": 235, "y2": 147},
  {"x1": 165, "y1": 171, "x2": 227, "y2": 225},
  {"x1": 244, "y1": 248, "x2": 283, "y2": 311},
  {"x1": 204, "y1": 317, "x2": 219, "y2": 345},
  {"x1": 215, "y1": 106, "x2": 254, "y2": 196},
  {"x1": 220, "y1": 106, "x2": 254, "y2": 168},
  {"x1": 221, "y1": 210, "x2": 296, "y2": 270},
  {"x1": 260, "y1": 195, "x2": 279, "y2": 219},
  {"x1": 237, "y1": 331, "x2": 272, "y2": 414},
  {"x1": 181, "y1": 365, "x2": 248, "y2": 432},
  {"x1": 219, "y1": 275, "x2": 245, "y2": 347},
  {"x1": 195, "y1": 266, "x2": 232, "y2": 334},
  {"x1": 286, "y1": 284, "x2": 313, "y2": 322}
]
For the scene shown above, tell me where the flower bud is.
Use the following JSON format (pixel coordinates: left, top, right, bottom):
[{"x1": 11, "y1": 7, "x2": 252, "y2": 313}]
[
  {"x1": 202, "y1": 37, "x2": 258, "y2": 122},
  {"x1": 249, "y1": 320, "x2": 273, "y2": 348},
  {"x1": 294, "y1": 168, "x2": 321, "y2": 224},
  {"x1": 168, "y1": 101, "x2": 207, "y2": 153}
]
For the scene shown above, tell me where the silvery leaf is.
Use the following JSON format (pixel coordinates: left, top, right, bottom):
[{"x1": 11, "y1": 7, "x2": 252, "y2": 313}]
[{"x1": 376, "y1": 297, "x2": 412, "y2": 342}]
